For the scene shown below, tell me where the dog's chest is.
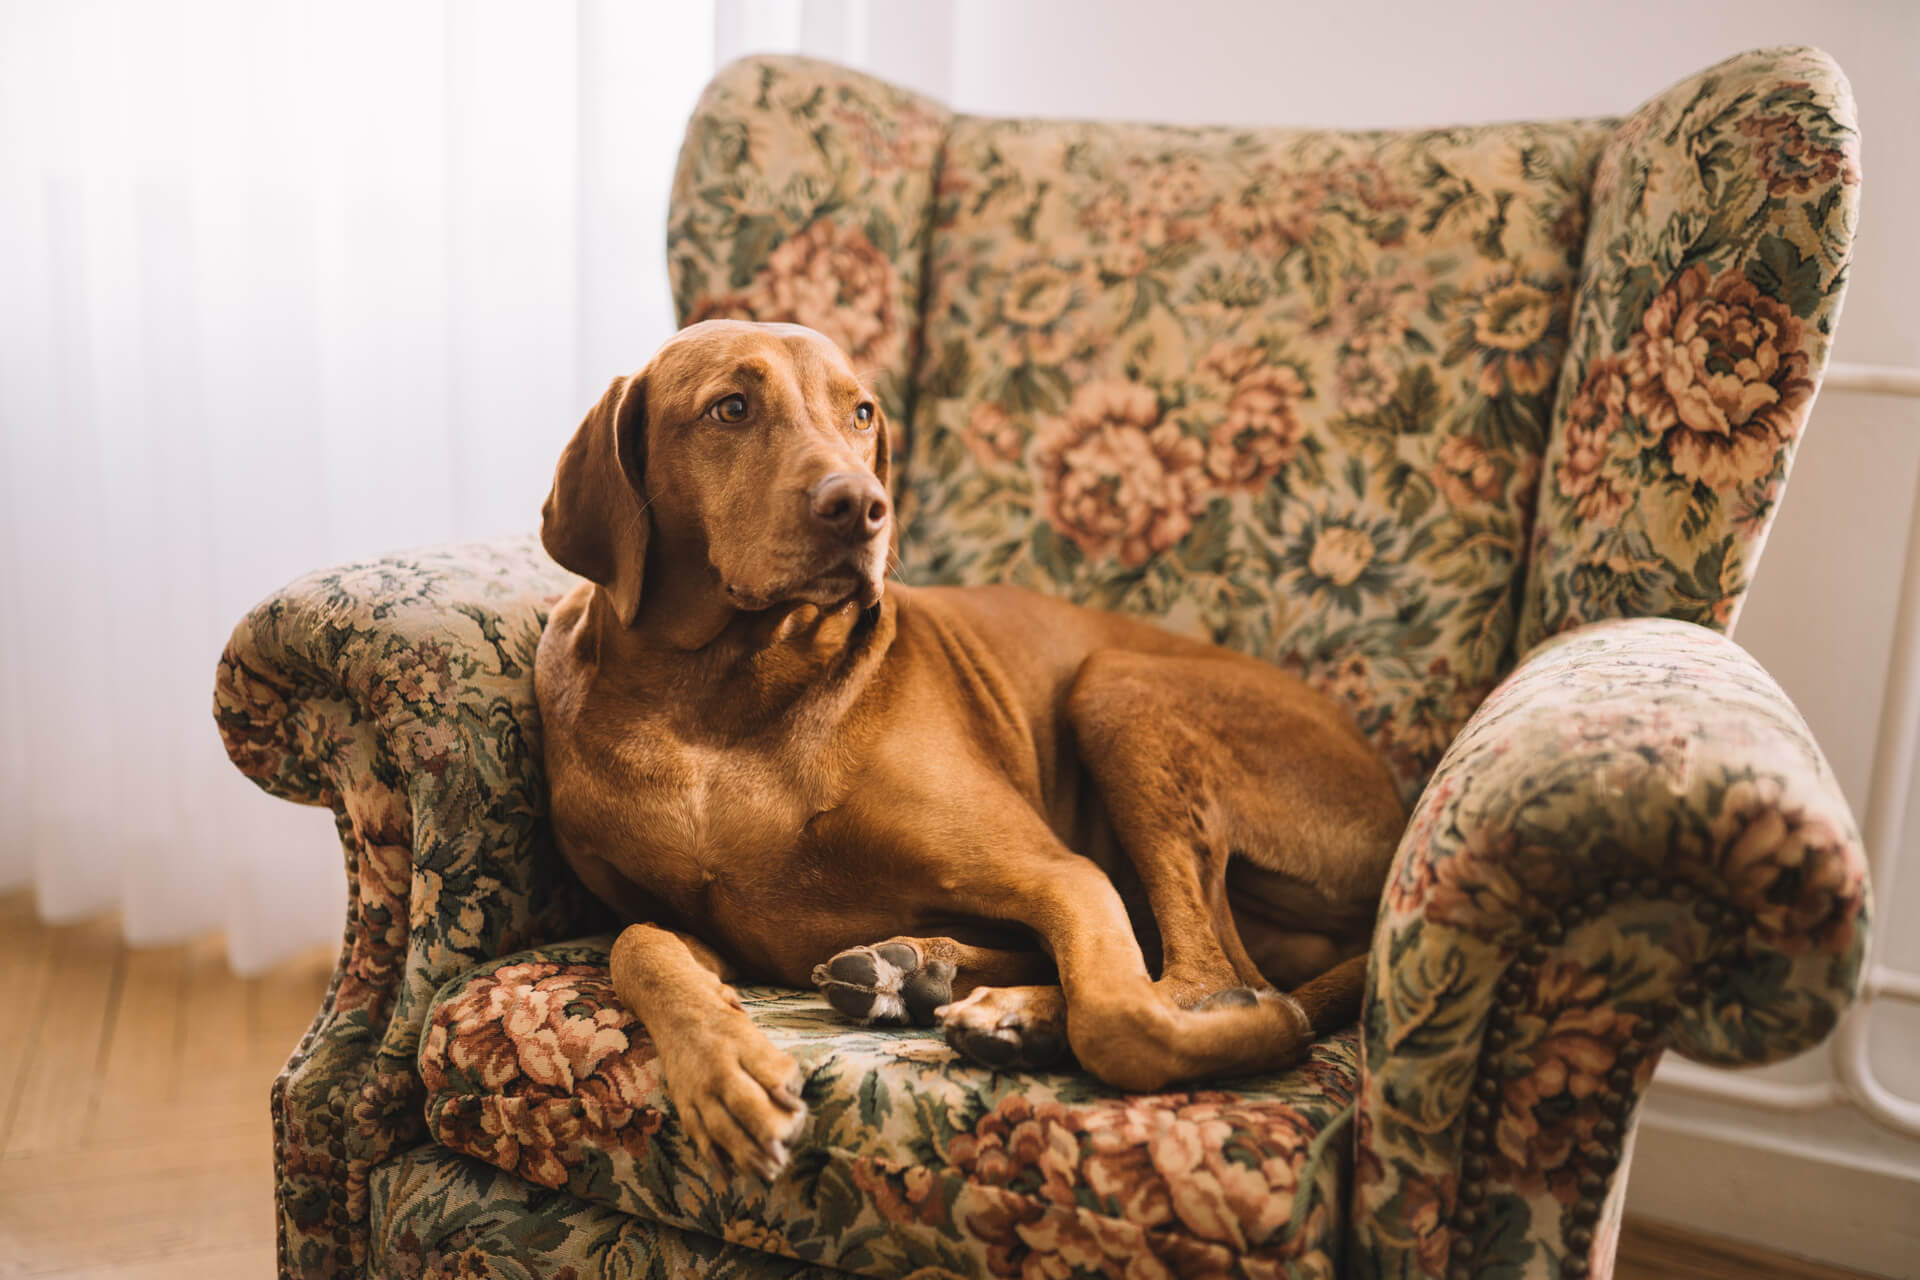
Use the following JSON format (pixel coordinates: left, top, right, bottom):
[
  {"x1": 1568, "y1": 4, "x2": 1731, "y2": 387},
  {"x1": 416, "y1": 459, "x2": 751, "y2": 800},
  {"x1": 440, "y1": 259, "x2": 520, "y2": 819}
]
[{"x1": 621, "y1": 734, "x2": 821, "y2": 899}]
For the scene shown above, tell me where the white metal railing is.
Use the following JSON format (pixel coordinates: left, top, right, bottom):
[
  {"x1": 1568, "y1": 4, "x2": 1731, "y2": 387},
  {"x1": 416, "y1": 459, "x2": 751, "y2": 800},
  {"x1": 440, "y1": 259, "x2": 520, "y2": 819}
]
[{"x1": 1655, "y1": 360, "x2": 1920, "y2": 1138}]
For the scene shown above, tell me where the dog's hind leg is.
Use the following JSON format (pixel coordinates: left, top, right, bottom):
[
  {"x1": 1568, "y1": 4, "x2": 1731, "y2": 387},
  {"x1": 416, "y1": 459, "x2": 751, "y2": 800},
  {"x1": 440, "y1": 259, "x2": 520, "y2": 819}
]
[
  {"x1": 1062, "y1": 647, "x2": 1403, "y2": 1078},
  {"x1": 1065, "y1": 657, "x2": 1265, "y2": 1010},
  {"x1": 844, "y1": 766, "x2": 1383, "y2": 1088},
  {"x1": 812, "y1": 936, "x2": 1054, "y2": 1026}
]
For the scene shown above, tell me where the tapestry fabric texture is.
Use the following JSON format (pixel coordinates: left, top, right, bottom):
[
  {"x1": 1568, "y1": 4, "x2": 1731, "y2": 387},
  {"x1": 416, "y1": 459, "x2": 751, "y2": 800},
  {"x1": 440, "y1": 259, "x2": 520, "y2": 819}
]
[{"x1": 216, "y1": 46, "x2": 1868, "y2": 1280}]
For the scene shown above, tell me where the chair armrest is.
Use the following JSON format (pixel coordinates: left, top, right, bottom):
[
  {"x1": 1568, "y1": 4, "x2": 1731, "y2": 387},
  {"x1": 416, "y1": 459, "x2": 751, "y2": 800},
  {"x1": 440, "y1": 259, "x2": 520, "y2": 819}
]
[
  {"x1": 1518, "y1": 46, "x2": 1860, "y2": 651},
  {"x1": 212, "y1": 533, "x2": 608, "y2": 1277},
  {"x1": 1350, "y1": 617, "x2": 1870, "y2": 1279}
]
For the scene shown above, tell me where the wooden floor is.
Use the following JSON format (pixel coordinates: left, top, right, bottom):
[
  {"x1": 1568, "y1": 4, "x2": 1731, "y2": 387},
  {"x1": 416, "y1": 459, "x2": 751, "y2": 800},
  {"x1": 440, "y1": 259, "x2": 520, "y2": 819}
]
[
  {"x1": 0, "y1": 888, "x2": 1885, "y2": 1279},
  {"x1": 1616, "y1": 1218, "x2": 1887, "y2": 1280},
  {"x1": 0, "y1": 891, "x2": 331, "y2": 1278}
]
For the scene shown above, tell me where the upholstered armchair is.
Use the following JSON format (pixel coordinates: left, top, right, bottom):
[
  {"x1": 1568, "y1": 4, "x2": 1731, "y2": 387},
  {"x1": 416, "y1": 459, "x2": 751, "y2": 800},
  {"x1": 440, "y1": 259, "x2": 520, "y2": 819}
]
[{"x1": 215, "y1": 47, "x2": 1870, "y2": 1279}]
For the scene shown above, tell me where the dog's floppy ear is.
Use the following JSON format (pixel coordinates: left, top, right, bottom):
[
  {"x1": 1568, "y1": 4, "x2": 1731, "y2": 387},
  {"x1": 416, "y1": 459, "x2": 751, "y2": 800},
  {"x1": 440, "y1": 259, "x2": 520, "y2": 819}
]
[{"x1": 541, "y1": 374, "x2": 649, "y2": 627}]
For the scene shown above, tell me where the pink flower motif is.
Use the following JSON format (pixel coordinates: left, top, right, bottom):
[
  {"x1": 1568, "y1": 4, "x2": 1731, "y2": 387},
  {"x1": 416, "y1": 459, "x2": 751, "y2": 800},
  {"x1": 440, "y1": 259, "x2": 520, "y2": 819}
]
[
  {"x1": 1433, "y1": 435, "x2": 1503, "y2": 507},
  {"x1": 1035, "y1": 381, "x2": 1211, "y2": 567},
  {"x1": 1556, "y1": 359, "x2": 1632, "y2": 524},
  {"x1": 687, "y1": 221, "x2": 904, "y2": 376},
  {"x1": 1623, "y1": 267, "x2": 1811, "y2": 491},
  {"x1": 1715, "y1": 776, "x2": 1863, "y2": 955},
  {"x1": 1198, "y1": 344, "x2": 1308, "y2": 490}
]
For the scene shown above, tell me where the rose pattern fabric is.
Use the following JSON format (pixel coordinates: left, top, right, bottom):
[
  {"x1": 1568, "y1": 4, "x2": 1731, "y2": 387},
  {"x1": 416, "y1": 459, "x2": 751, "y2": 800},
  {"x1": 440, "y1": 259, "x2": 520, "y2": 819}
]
[
  {"x1": 418, "y1": 944, "x2": 1362, "y2": 1279},
  {"x1": 1517, "y1": 47, "x2": 1859, "y2": 648},
  {"x1": 1034, "y1": 379, "x2": 1212, "y2": 568},
  {"x1": 872, "y1": 110, "x2": 1602, "y2": 806},
  {"x1": 687, "y1": 220, "x2": 907, "y2": 381},
  {"x1": 1353, "y1": 618, "x2": 1868, "y2": 1277},
  {"x1": 669, "y1": 55, "x2": 951, "y2": 445},
  {"x1": 214, "y1": 46, "x2": 1866, "y2": 1280},
  {"x1": 215, "y1": 536, "x2": 611, "y2": 1277},
  {"x1": 424, "y1": 960, "x2": 667, "y2": 1189}
]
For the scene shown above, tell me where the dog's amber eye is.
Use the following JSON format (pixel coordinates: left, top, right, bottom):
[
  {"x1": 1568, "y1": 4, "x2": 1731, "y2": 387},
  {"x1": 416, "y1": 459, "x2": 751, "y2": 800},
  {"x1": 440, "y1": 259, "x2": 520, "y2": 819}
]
[
  {"x1": 853, "y1": 403, "x2": 874, "y2": 430},
  {"x1": 707, "y1": 394, "x2": 749, "y2": 424}
]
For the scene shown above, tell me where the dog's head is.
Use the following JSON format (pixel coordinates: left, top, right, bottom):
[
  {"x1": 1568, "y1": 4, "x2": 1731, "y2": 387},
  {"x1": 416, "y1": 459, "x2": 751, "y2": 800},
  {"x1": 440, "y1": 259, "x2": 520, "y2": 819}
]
[{"x1": 541, "y1": 320, "x2": 893, "y2": 629}]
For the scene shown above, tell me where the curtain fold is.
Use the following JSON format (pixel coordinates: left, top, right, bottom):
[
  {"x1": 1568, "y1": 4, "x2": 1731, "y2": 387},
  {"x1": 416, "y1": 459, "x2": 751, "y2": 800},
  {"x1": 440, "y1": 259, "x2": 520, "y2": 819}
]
[{"x1": 0, "y1": 0, "x2": 719, "y2": 971}]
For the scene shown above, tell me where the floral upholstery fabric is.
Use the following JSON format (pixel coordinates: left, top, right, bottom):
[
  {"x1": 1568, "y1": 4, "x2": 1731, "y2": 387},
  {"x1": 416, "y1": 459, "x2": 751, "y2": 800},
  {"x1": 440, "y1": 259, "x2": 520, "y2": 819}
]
[
  {"x1": 215, "y1": 45, "x2": 1867, "y2": 1280},
  {"x1": 671, "y1": 49, "x2": 1859, "y2": 807},
  {"x1": 896, "y1": 119, "x2": 1606, "y2": 805},
  {"x1": 1352, "y1": 618, "x2": 1868, "y2": 1276},
  {"x1": 214, "y1": 536, "x2": 606, "y2": 1277},
  {"x1": 372, "y1": 1146, "x2": 843, "y2": 1279},
  {"x1": 1517, "y1": 47, "x2": 1860, "y2": 649},
  {"x1": 420, "y1": 942, "x2": 1362, "y2": 1278},
  {"x1": 675, "y1": 55, "x2": 1608, "y2": 803},
  {"x1": 669, "y1": 55, "x2": 952, "y2": 448}
]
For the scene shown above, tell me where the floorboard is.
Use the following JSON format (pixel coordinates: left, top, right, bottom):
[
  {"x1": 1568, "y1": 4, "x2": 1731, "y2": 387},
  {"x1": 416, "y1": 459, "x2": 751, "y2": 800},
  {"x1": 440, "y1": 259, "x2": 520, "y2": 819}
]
[
  {"x1": 5, "y1": 915, "x2": 124, "y2": 1160},
  {"x1": 0, "y1": 891, "x2": 327, "y2": 1279},
  {"x1": 1616, "y1": 1216, "x2": 1885, "y2": 1279}
]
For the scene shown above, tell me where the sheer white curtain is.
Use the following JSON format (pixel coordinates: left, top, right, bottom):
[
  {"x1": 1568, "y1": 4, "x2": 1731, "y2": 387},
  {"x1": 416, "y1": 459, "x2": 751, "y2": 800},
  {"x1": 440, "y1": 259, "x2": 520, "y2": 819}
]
[{"x1": 0, "y1": 0, "x2": 723, "y2": 971}]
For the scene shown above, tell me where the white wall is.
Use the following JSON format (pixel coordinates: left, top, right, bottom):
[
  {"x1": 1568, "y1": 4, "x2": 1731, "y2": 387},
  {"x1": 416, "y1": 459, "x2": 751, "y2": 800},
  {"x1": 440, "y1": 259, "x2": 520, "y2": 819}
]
[{"x1": 843, "y1": 1, "x2": 1920, "y2": 1271}]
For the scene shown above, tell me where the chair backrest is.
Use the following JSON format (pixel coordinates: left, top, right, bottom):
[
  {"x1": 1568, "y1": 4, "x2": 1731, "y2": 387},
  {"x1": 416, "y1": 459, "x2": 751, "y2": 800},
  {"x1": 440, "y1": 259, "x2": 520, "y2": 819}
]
[{"x1": 668, "y1": 49, "x2": 1857, "y2": 800}]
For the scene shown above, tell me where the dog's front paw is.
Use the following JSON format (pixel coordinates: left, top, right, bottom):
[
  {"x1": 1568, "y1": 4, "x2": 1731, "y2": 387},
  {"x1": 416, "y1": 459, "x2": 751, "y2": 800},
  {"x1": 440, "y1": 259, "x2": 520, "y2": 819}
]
[
  {"x1": 667, "y1": 1029, "x2": 809, "y2": 1181},
  {"x1": 812, "y1": 940, "x2": 954, "y2": 1026},
  {"x1": 937, "y1": 985, "x2": 1071, "y2": 1071}
]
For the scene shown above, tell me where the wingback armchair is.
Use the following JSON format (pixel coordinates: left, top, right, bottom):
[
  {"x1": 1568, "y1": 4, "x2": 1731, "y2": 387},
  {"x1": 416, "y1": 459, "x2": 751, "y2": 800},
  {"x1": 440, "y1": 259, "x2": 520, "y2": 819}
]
[{"x1": 215, "y1": 47, "x2": 1870, "y2": 1280}]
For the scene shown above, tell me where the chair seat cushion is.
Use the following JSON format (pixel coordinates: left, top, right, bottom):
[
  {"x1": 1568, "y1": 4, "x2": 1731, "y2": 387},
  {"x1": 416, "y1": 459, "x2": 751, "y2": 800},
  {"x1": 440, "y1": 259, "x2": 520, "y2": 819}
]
[{"x1": 420, "y1": 940, "x2": 1363, "y2": 1279}]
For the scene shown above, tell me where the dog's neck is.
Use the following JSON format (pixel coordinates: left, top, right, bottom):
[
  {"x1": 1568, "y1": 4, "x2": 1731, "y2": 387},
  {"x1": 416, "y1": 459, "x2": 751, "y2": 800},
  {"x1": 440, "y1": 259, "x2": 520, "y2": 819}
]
[{"x1": 592, "y1": 574, "x2": 896, "y2": 728}]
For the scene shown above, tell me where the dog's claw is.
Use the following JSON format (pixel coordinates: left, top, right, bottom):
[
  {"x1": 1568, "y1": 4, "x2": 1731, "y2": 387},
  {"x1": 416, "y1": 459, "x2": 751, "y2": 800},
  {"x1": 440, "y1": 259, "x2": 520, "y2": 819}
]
[{"x1": 813, "y1": 941, "x2": 953, "y2": 1026}]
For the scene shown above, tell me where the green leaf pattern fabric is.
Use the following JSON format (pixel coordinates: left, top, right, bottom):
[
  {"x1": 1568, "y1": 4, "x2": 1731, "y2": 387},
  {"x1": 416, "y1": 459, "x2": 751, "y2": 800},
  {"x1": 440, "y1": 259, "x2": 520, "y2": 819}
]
[
  {"x1": 215, "y1": 537, "x2": 610, "y2": 1276},
  {"x1": 371, "y1": 1145, "x2": 845, "y2": 1279},
  {"x1": 1351, "y1": 618, "x2": 1868, "y2": 1277},
  {"x1": 1516, "y1": 47, "x2": 1860, "y2": 649}
]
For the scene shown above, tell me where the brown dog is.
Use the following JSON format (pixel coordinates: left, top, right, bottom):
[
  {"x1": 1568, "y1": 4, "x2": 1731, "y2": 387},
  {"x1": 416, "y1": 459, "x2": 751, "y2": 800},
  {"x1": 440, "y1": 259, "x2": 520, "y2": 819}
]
[{"x1": 535, "y1": 320, "x2": 1403, "y2": 1178}]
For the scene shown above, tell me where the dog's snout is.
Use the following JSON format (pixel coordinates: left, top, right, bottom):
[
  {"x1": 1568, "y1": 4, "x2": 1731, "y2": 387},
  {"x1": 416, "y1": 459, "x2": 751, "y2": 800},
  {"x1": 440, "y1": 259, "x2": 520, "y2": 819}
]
[{"x1": 808, "y1": 472, "x2": 889, "y2": 540}]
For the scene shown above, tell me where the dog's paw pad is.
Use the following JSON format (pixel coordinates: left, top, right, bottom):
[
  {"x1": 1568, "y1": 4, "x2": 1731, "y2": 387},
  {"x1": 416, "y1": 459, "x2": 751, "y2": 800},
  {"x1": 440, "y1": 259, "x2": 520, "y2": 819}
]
[
  {"x1": 812, "y1": 942, "x2": 950, "y2": 1026},
  {"x1": 949, "y1": 1023, "x2": 1019, "y2": 1066},
  {"x1": 903, "y1": 960, "x2": 956, "y2": 1025}
]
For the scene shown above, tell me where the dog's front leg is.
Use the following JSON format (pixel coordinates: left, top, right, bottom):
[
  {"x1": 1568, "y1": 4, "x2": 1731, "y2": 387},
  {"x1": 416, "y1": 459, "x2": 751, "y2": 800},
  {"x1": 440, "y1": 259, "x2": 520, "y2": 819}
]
[{"x1": 610, "y1": 923, "x2": 808, "y2": 1179}]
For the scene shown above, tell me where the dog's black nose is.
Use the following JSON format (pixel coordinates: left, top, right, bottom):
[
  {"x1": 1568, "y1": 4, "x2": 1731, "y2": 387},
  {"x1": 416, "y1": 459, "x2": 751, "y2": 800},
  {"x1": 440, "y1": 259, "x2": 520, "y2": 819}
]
[{"x1": 809, "y1": 472, "x2": 889, "y2": 540}]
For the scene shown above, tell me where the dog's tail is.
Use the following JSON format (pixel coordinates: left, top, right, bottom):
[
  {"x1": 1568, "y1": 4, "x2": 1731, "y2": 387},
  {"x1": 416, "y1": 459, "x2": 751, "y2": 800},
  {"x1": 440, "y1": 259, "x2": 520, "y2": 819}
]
[
  {"x1": 1199, "y1": 953, "x2": 1370, "y2": 1037},
  {"x1": 1281, "y1": 952, "x2": 1370, "y2": 1037},
  {"x1": 1194, "y1": 952, "x2": 1371, "y2": 1056}
]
